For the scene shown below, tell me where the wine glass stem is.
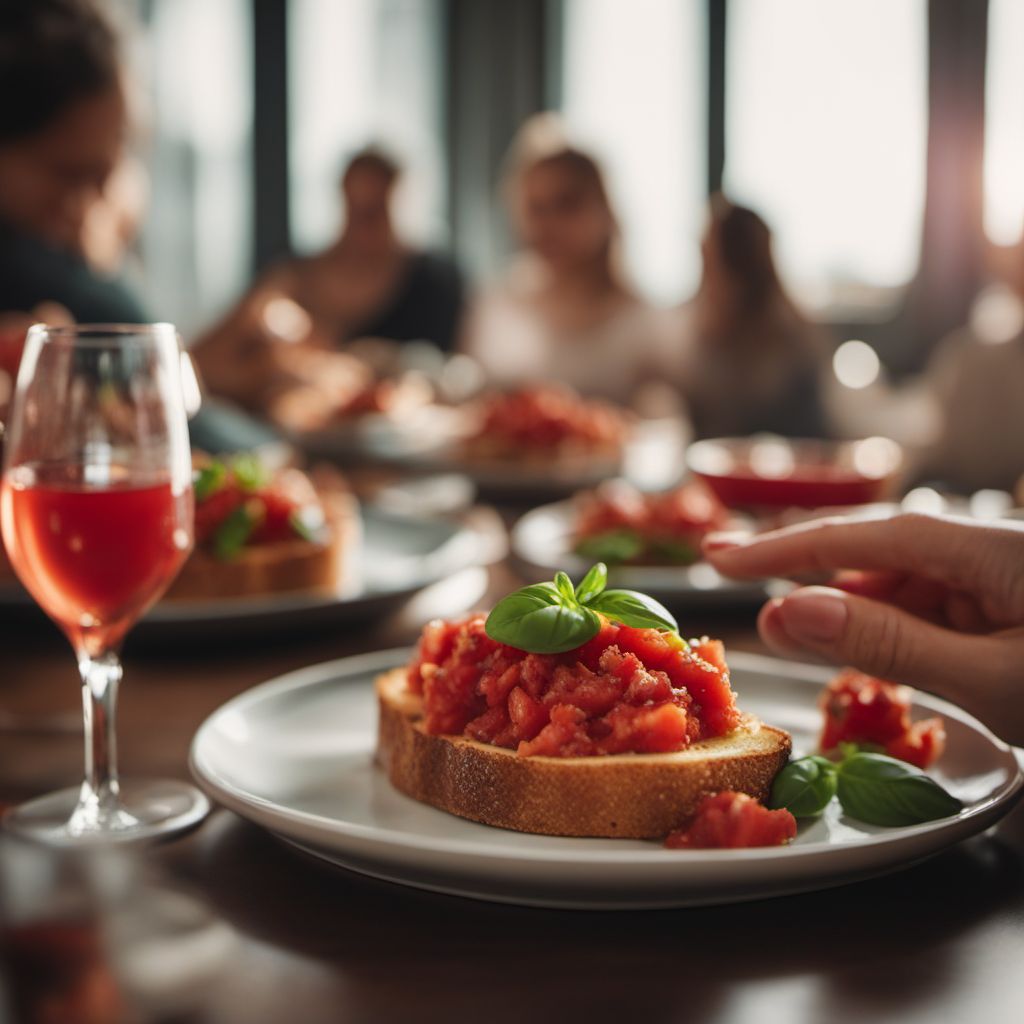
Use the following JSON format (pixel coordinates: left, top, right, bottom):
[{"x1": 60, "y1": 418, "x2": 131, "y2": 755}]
[{"x1": 70, "y1": 650, "x2": 136, "y2": 833}]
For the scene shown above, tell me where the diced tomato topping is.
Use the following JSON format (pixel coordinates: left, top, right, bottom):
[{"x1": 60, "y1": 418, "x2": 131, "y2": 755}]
[
  {"x1": 473, "y1": 386, "x2": 626, "y2": 451},
  {"x1": 405, "y1": 614, "x2": 741, "y2": 758},
  {"x1": 507, "y1": 686, "x2": 548, "y2": 741},
  {"x1": 191, "y1": 457, "x2": 324, "y2": 554},
  {"x1": 249, "y1": 489, "x2": 301, "y2": 543},
  {"x1": 819, "y1": 669, "x2": 945, "y2": 769},
  {"x1": 193, "y1": 482, "x2": 245, "y2": 544},
  {"x1": 574, "y1": 480, "x2": 728, "y2": 563},
  {"x1": 664, "y1": 792, "x2": 797, "y2": 849}
]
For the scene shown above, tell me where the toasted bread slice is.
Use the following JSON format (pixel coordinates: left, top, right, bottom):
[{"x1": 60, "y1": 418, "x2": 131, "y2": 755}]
[
  {"x1": 376, "y1": 668, "x2": 792, "y2": 839},
  {"x1": 165, "y1": 491, "x2": 359, "y2": 602}
]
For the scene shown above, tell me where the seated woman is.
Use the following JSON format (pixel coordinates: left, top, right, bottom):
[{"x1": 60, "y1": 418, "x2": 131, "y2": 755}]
[
  {"x1": 193, "y1": 147, "x2": 465, "y2": 412},
  {"x1": 463, "y1": 116, "x2": 669, "y2": 407},
  {"x1": 670, "y1": 196, "x2": 830, "y2": 439},
  {"x1": 270, "y1": 147, "x2": 463, "y2": 352}
]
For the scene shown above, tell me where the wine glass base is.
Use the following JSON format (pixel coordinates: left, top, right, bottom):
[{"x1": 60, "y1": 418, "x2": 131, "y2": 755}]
[{"x1": 2, "y1": 779, "x2": 210, "y2": 846}]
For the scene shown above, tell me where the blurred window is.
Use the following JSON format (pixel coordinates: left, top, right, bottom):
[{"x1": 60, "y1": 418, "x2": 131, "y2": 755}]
[
  {"x1": 137, "y1": 0, "x2": 253, "y2": 333},
  {"x1": 724, "y1": 0, "x2": 928, "y2": 314},
  {"x1": 560, "y1": 0, "x2": 707, "y2": 304},
  {"x1": 985, "y1": 0, "x2": 1024, "y2": 246},
  {"x1": 287, "y1": 0, "x2": 446, "y2": 255}
]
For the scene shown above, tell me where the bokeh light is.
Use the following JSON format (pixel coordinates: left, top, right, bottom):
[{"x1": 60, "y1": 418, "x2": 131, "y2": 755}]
[{"x1": 833, "y1": 340, "x2": 881, "y2": 389}]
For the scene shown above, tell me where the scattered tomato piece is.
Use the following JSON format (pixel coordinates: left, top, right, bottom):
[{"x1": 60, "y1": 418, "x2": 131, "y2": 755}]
[
  {"x1": 820, "y1": 669, "x2": 946, "y2": 769},
  {"x1": 664, "y1": 791, "x2": 797, "y2": 849},
  {"x1": 470, "y1": 386, "x2": 626, "y2": 452}
]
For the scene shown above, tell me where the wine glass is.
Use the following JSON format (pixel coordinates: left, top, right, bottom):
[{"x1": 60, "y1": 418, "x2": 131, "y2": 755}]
[{"x1": 0, "y1": 323, "x2": 209, "y2": 843}]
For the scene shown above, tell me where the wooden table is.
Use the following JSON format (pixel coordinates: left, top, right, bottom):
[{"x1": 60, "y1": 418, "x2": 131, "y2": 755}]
[{"x1": 2, "y1": 566, "x2": 1023, "y2": 1024}]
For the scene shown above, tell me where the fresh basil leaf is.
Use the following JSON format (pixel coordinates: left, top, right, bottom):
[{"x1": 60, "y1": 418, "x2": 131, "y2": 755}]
[
  {"x1": 574, "y1": 562, "x2": 608, "y2": 604},
  {"x1": 213, "y1": 502, "x2": 258, "y2": 560},
  {"x1": 836, "y1": 752, "x2": 963, "y2": 827},
  {"x1": 554, "y1": 571, "x2": 576, "y2": 604},
  {"x1": 649, "y1": 537, "x2": 698, "y2": 566},
  {"x1": 485, "y1": 583, "x2": 601, "y2": 653},
  {"x1": 231, "y1": 453, "x2": 269, "y2": 492},
  {"x1": 769, "y1": 755, "x2": 838, "y2": 818},
  {"x1": 587, "y1": 589, "x2": 678, "y2": 632},
  {"x1": 574, "y1": 529, "x2": 644, "y2": 564},
  {"x1": 193, "y1": 462, "x2": 226, "y2": 503}
]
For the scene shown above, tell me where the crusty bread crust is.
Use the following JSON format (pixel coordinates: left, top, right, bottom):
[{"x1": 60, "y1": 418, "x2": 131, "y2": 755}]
[
  {"x1": 164, "y1": 492, "x2": 359, "y2": 602},
  {"x1": 376, "y1": 668, "x2": 792, "y2": 839}
]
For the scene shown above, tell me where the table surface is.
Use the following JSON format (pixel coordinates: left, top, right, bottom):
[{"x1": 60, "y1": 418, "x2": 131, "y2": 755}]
[{"x1": 1, "y1": 564, "x2": 1023, "y2": 1024}]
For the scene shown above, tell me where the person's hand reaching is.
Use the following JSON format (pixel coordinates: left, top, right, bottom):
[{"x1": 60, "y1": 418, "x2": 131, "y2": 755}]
[{"x1": 703, "y1": 513, "x2": 1024, "y2": 745}]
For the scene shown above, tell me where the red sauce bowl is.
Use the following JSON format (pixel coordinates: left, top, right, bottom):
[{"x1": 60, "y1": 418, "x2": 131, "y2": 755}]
[{"x1": 686, "y1": 436, "x2": 903, "y2": 511}]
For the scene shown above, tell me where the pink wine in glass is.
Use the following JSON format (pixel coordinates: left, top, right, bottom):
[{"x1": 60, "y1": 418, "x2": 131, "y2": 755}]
[{"x1": 1, "y1": 464, "x2": 190, "y2": 655}]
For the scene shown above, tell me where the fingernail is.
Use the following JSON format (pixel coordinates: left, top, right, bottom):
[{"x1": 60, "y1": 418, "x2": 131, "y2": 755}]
[
  {"x1": 778, "y1": 587, "x2": 849, "y2": 641},
  {"x1": 703, "y1": 531, "x2": 752, "y2": 552}
]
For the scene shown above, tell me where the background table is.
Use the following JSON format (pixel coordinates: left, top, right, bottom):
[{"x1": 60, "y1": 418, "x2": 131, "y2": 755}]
[{"x1": 1, "y1": 565, "x2": 1022, "y2": 1024}]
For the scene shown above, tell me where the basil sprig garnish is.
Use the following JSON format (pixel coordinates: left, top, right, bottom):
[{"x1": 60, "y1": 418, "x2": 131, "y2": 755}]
[
  {"x1": 770, "y1": 750, "x2": 962, "y2": 827},
  {"x1": 231, "y1": 452, "x2": 269, "y2": 492},
  {"x1": 836, "y1": 752, "x2": 963, "y2": 826},
  {"x1": 213, "y1": 502, "x2": 258, "y2": 560},
  {"x1": 769, "y1": 755, "x2": 838, "y2": 818},
  {"x1": 484, "y1": 563, "x2": 680, "y2": 654}
]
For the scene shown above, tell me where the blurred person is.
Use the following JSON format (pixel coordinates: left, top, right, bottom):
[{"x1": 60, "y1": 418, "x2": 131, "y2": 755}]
[
  {"x1": 192, "y1": 147, "x2": 465, "y2": 411},
  {"x1": 268, "y1": 147, "x2": 464, "y2": 352},
  {"x1": 704, "y1": 513, "x2": 1024, "y2": 746},
  {"x1": 463, "y1": 115, "x2": 670, "y2": 407},
  {"x1": 670, "y1": 196, "x2": 829, "y2": 439},
  {"x1": 0, "y1": 0, "x2": 145, "y2": 322},
  {"x1": 913, "y1": 236, "x2": 1024, "y2": 494},
  {"x1": 0, "y1": 0, "x2": 274, "y2": 452}
]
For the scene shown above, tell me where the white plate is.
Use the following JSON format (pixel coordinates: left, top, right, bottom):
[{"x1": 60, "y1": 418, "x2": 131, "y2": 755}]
[
  {"x1": 285, "y1": 405, "x2": 470, "y2": 464},
  {"x1": 189, "y1": 651, "x2": 1023, "y2": 910},
  {"x1": 512, "y1": 500, "x2": 768, "y2": 608},
  {"x1": 0, "y1": 508, "x2": 484, "y2": 638}
]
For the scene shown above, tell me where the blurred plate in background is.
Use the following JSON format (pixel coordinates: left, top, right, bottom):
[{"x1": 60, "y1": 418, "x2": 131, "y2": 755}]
[
  {"x1": 282, "y1": 404, "x2": 472, "y2": 466},
  {"x1": 512, "y1": 500, "x2": 768, "y2": 608},
  {"x1": 0, "y1": 508, "x2": 488, "y2": 640}
]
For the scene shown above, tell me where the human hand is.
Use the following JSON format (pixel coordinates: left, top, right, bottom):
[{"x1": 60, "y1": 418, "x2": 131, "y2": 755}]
[{"x1": 703, "y1": 513, "x2": 1024, "y2": 745}]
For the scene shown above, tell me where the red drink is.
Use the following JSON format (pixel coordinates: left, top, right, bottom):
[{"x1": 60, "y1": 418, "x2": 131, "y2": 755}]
[{"x1": 0, "y1": 464, "x2": 192, "y2": 653}]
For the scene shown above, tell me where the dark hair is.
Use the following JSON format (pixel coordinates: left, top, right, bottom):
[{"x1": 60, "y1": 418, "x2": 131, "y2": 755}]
[
  {"x1": 708, "y1": 196, "x2": 786, "y2": 319},
  {"x1": 341, "y1": 146, "x2": 402, "y2": 188},
  {"x1": 0, "y1": 0, "x2": 120, "y2": 144}
]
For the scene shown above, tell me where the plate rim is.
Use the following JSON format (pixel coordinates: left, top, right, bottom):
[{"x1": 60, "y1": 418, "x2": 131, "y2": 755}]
[{"x1": 189, "y1": 649, "x2": 1024, "y2": 866}]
